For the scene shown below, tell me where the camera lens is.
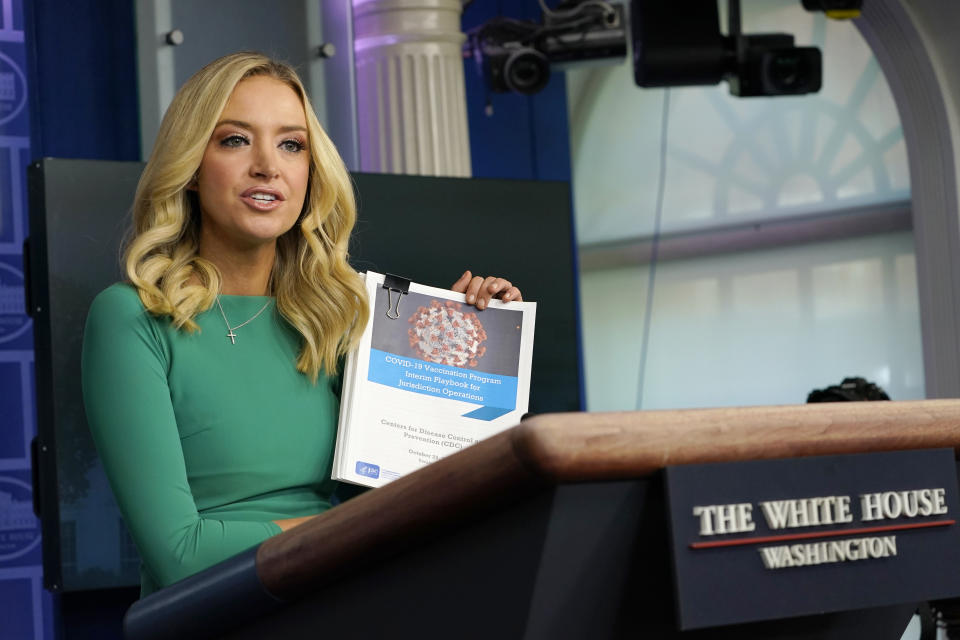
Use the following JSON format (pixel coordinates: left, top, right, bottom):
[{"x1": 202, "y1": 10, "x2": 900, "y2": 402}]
[
  {"x1": 503, "y1": 49, "x2": 550, "y2": 95},
  {"x1": 771, "y1": 55, "x2": 800, "y2": 90},
  {"x1": 769, "y1": 53, "x2": 806, "y2": 91},
  {"x1": 762, "y1": 47, "x2": 821, "y2": 95}
]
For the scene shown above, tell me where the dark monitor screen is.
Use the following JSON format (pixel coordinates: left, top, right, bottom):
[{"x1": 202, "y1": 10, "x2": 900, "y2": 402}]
[{"x1": 27, "y1": 158, "x2": 582, "y2": 591}]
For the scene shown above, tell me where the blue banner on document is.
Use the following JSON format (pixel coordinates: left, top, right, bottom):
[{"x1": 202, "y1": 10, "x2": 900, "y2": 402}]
[{"x1": 368, "y1": 349, "x2": 517, "y2": 420}]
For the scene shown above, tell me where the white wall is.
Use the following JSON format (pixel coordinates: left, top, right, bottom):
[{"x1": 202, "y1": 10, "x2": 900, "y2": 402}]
[{"x1": 580, "y1": 231, "x2": 924, "y2": 410}]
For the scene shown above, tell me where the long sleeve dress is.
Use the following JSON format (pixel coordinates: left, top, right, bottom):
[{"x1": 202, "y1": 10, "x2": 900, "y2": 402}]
[{"x1": 82, "y1": 284, "x2": 340, "y2": 596}]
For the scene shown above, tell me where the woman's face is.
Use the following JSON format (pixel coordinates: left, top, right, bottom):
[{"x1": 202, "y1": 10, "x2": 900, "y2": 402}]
[{"x1": 194, "y1": 75, "x2": 310, "y2": 252}]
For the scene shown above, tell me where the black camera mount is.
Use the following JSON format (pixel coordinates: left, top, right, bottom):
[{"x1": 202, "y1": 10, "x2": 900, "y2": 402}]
[
  {"x1": 464, "y1": 1, "x2": 627, "y2": 96},
  {"x1": 632, "y1": 0, "x2": 823, "y2": 97}
]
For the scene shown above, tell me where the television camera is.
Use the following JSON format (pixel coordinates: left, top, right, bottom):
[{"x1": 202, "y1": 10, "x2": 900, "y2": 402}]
[{"x1": 464, "y1": 0, "x2": 863, "y2": 98}]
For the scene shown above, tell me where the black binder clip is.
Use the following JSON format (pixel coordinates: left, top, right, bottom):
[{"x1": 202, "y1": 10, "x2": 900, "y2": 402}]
[{"x1": 383, "y1": 273, "x2": 411, "y2": 320}]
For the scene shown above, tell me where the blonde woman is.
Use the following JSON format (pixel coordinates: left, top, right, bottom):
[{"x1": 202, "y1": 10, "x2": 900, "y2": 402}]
[{"x1": 82, "y1": 52, "x2": 521, "y2": 596}]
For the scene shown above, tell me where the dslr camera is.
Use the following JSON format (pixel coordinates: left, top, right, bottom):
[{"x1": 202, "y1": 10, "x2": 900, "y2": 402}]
[{"x1": 465, "y1": 1, "x2": 627, "y2": 95}]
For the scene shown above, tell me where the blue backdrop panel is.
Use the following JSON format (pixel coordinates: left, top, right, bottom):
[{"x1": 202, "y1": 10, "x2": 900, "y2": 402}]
[
  {"x1": 3, "y1": 0, "x2": 52, "y2": 637},
  {"x1": 462, "y1": 0, "x2": 572, "y2": 181},
  {"x1": 0, "y1": 141, "x2": 29, "y2": 252},
  {"x1": 0, "y1": 254, "x2": 31, "y2": 350},
  {"x1": 0, "y1": 146, "x2": 14, "y2": 245},
  {"x1": 0, "y1": 469, "x2": 42, "y2": 569},
  {"x1": 0, "y1": 360, "x2": 24, "y2": 458},
  {"x1": 0, "y1": 38, "x2": 29, "y2": 133},
  {"x1": 24, "y1": 0, "x2": 139, "y2": 161},
  {"x1": 0, "y1": 576, "x2": 37, "y2": 638},
  {"x1": 530, "y1": 80, "x2": 574, "y2": 182}
]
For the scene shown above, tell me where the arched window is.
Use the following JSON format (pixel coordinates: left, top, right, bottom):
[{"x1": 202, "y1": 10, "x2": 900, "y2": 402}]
[{"x1": 570, "y1": 1, "x2": 921, "y2": 409}]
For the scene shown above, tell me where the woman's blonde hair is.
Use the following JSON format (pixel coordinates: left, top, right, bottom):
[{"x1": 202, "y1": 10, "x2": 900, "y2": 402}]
[{"x1": 124, "y1": 51, "x2": 369, "y2": 381}]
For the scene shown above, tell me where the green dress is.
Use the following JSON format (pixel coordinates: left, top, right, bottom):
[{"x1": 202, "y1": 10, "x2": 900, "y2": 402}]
[{"x1": 82, "y1": 284, "x2": 340, "y2": 596}]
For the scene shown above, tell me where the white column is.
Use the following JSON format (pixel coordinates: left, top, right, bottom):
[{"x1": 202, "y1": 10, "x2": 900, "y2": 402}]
[{"x1": 352, "y1": 0, "x2": 472, "y2": 177}]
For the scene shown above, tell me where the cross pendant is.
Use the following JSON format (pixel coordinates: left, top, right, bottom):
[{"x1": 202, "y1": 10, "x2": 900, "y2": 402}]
[{"x1": 227, "y1": 330, "x2": 237, "y2": 345}]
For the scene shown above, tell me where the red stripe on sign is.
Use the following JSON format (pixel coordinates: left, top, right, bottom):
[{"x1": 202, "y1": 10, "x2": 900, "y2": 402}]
[{"x1": 690, "y1": 519, "x2": 956, "y2": 549}]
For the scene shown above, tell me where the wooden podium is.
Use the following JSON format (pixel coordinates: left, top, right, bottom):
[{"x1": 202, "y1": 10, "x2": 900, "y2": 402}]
[{"x1": 123, "y1": 400, "x2": 960, "y2": 639}]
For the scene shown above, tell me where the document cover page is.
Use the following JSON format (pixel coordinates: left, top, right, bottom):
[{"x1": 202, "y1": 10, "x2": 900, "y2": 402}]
[{"x1": 333, "y1": 272, "x2": 536, "y2": 487}]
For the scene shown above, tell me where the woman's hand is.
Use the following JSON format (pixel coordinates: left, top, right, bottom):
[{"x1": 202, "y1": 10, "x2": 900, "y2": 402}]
[{"x1": 451, "y1": 271, "x2": 523, "y2": 310}]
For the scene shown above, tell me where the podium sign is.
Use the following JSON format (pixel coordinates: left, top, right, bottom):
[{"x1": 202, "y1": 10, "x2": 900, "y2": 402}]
[{"x1": 666, "y1": 448, "x2": 960, "y2": 630}]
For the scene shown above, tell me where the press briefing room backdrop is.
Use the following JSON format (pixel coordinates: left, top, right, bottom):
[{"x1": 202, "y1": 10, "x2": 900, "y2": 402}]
[{"x1": 4, "y1": 0, "x2": 960, "y2": 638}]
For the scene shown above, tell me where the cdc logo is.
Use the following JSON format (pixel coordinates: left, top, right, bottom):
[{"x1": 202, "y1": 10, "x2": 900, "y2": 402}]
[
  {"x1": 356, "y1": 461, "x2": 380, "y2": 479},
  {"x1": 0, "y1": 476, "x2": 40, "y2": 563},
  {"x1": 0, "y1": 51, "x2": 26, "y2": 126}
]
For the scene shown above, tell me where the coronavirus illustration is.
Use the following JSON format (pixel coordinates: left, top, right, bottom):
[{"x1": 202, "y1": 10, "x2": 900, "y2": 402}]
[{"x1": 408, "y1": 300, "x2": 487, "y2": 367}]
